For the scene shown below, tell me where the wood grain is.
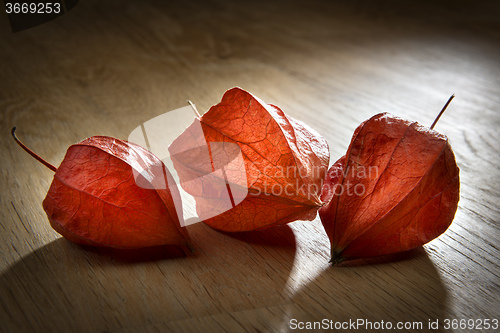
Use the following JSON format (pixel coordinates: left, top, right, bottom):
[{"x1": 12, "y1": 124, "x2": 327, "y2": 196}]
[{"x1": 1, "y1": 0, "x2": 499, "y2": 332}]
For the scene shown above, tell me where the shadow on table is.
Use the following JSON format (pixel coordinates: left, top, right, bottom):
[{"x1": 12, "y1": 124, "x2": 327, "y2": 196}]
[
  {"x1": 284, "y1": 247, "x2": 448, "y2": 332},
  {"x1": 0, "y1": 222, "x2": 297, "y2": 333}
]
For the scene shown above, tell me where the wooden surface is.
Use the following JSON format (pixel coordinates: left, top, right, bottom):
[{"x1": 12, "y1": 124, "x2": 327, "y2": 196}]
[{"x1": 1, "y1": 0, "x2": 499, "y2": 332}]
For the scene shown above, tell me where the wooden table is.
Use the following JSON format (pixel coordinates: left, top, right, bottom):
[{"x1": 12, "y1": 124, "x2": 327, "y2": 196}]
[{"x1": 1, "y1": 0, "x2": 499, "y2": 332}]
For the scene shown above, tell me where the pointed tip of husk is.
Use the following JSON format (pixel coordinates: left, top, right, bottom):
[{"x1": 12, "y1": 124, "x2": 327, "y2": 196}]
[
  {"x1": 179, "y1": 242, "x2": 195, "y2": 256},
  {"x1": 329, "y1": 249, "x2": 346, "y2": 266}
]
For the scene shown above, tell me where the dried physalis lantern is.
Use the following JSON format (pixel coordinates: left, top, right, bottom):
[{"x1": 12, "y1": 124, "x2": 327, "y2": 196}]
[
  {"x1": 319, "y1": 96, "x2": 460, "y2": 264},
  {"x1": 12, "y1": 129, "x2": 191, "y2": 250}
]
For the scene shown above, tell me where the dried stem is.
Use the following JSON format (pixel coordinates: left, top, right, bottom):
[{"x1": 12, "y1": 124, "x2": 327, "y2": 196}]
[
  {"x1": 187, "y1": 100, "x2": 201, "y2": 118},
  {"x1": 430, "y1": 94, "x2": 455, "y2": 130},
  {"x1": 11, "y1": 127, "x2": 57, "y2": 172}
]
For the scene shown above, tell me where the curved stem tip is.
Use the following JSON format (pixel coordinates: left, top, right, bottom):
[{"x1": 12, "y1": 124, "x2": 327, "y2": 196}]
[
  {"x1": 11, "y1": 127, "x2": 57, "y2": 172},
  {"x1": 187, "y1": 100, "x2": 201, "y2": 118}
]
